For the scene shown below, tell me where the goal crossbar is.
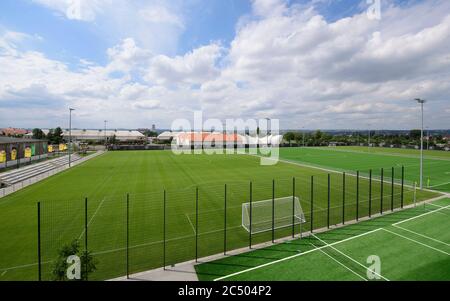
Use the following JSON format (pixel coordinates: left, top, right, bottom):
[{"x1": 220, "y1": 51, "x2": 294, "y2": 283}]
[{"x1": 242, "y1": 196, "x2": 306, "y2": 234}]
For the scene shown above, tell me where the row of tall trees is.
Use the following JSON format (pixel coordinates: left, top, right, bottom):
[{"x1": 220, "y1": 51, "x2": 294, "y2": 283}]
[
  {"x1": 32, "y1": 127, "x2": 64, "y2": 144},
  {"x1": 283, "y1": 130, "x2": 448, "y2": 147}
]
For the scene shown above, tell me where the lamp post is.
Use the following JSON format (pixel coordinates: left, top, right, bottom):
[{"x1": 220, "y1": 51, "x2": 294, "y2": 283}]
[
  {"x1": 415, "y1": 98, "x2": 426, "y2": 189},
  {"x1": 302, "y1": 127, "x2": 305, "y2": 147},
  {"x1": 69, "y1": 108, "x2": 75, "y2": 167},
  {"x1": 104, "y1": 120, "x2": 108, "y2": 149},
  {"x1": 265, "y1": 118, "x2": 271, "y2": 147}
]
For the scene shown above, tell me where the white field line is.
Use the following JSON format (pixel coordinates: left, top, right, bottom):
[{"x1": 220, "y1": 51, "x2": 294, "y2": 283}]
[
  {"x1": 78, "y1": 198, "x2": 106, "y2": 240},
  {"x1": 185, "y1": 213, "x2": 196, "y2": 235},
  {"x1": 311, "y1": 234, "x2": 389, "y2": 281},
  {"x1": 392, "y1": 225, "x2": 449, "y2": 247},
  {"x1": 213, "y1": 228, "x2": 383, "y2": 281},
  {"x1": 382, "y1": 229, "x2": 449, "y2": 256},
  {"x1": 430, "y1": 181, "x2": 450, "y2": 188},
  {"x1": 312, "y1": 243, "x2": 367, "y2": 281},
  {"x1": 393, "y1": 204, "x2": 450, "y2": 226},
  {"x1": 427, "y1": 202, "x2": 446, "y2": 208}
]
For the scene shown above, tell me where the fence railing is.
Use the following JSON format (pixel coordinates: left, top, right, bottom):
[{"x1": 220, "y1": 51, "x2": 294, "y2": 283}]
[{"x1": 35, "y1": 165, "x2": 433, "y2": 281}]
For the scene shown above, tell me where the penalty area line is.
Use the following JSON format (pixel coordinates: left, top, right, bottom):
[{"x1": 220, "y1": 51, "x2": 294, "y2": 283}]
[{"x1": 213, "y1": 228, "x2": 383, "y2": 281}]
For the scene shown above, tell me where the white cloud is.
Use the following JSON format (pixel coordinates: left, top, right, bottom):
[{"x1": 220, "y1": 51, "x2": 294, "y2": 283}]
[
  {"x1": 32, "y1": 0, "x2": 107, "y2": 21},
  {"x1": 139, "y1": 6, "x2": 184, "y2": 29},
  {"x1": 1, "y1": 0, "x2": 450, "y2": 129},
  {"x1": 145, "y1": 44, "x2": 223, "y2": 85}
]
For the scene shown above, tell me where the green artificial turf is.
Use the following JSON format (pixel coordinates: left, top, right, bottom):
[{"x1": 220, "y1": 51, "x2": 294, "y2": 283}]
[
  {"x1": 195, "y1": 198, "x2": 450, "y2": 281},
  {"x1": 0, "y1": 150, "x2": 441, "y2": 281},
  {"x1": 279, "y1": 146, "x2": 450, "y2": 192}
]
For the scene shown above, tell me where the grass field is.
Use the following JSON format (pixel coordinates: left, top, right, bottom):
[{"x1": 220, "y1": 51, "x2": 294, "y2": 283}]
[
  {"x1": 279, "y1": 146, "x2": 450, "y2": 192},
  {"x1": 195, "y1": 198, "x2": 450, "y2": 281},
  {"x1": 0, "y1": 149, "x2": 442, "y2": 281}
]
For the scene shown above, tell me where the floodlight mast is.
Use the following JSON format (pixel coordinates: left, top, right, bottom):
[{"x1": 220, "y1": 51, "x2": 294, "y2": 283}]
[
  {"x1": 104, "y1": 120, "x2": 108, "y2": 149},
  {"x1": 415, "y1": 98, "x2": 426, "y2": 190},
  {"x1": 69, "y1": 108, "x2": 75, "y2": 167},
  {"x1": 265, "y1": 118, "x2": 271, "y2": 146}
]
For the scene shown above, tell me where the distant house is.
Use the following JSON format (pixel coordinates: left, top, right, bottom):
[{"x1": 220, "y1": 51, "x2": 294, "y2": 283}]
[{"x1": 0, "y1": 128, "x2": 29, "y2": 137}]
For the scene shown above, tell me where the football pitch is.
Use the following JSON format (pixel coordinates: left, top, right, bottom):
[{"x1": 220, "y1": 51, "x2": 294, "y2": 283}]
[
  {"x1": 279, "y1": 146, "x2": 450, "y2": 192},
  {"x1": 0, "y1": 148, "x2": 444, "y2": 281},
  {"x1": 196, "y1": 198, "x2": 450, "y2": 281}
]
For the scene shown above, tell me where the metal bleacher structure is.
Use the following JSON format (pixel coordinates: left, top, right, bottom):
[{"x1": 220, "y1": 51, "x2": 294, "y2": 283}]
[
  {"x1": 0, "y1": 151, "x2": 104, "y2": 198},
  {"x1": 0, "y1": 154, "x2": 81, "y2": 186}
]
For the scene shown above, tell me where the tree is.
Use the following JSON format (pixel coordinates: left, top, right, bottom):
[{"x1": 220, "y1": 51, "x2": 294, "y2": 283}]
[
  {"x1": 409, "y1": 129, "x2": 421, "y2": 140},
  {"x1": 47, "y1": 127, "x2": 64, "y2": 144},
  {"x1": 283, "y1": 132, "x2": 295, "y2": 142},
  {"x1": 32, "y1": 128, "x2": 46, "y2": 140},
  {"x1": 143, "y1": 130, "x2": 158, "y2": 137},
  {"x1": 108, "y1": 134, "x2": 117, "y2": 145},
  {"x1": 52, "y1": 240, "x2": 97, "y2": 281}
]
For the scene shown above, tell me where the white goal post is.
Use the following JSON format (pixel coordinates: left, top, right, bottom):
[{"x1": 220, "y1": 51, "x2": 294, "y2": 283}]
[{"x1": 242, "y1": 196, "x2": 306, "y2": 234}]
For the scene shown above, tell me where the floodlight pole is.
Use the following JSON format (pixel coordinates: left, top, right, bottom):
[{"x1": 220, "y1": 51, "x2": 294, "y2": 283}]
[
  {"x1": 104, "y1": 120, "x2": 108, "y2": 149},
  {"x1": 302, "y1": 127, "x2": 305, "y2": 147},
  {"x1": 69, "y1": 108, "x2": 75, "y2": 167},
  {"x1": 367, "y1": 124, "x2": 371, "y2": 152},
  {"x1": 265, "y1": 118, "x2": 270, "y2": 147},
  {"x1": 415, "y1": 99, "x2": 426, "y2": 190}
]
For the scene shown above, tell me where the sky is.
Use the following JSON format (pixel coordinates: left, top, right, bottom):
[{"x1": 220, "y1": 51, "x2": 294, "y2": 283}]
[{"x1": 0, "y1": 0, "x2": 449, "y2": 130}]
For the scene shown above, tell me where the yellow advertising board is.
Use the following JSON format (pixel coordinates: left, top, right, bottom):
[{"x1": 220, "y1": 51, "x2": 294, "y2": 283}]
[
  {"x1": 48, "y1": 145, "x2": 53, "y2": 153},
  {"x1": 0, "y1": 150, "x2": 5, "y2": 163},
  {"x1": 11, "y1": 149, "x2": 17, "y2": 161},
  {"x1": 25, "y1": 147, "x2": 32, "y2": 158}
]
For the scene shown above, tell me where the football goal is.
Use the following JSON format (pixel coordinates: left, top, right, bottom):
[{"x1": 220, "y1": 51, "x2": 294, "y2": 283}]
[{"x1": 242, "y1": 196, "x2": 306, "y2": 234}]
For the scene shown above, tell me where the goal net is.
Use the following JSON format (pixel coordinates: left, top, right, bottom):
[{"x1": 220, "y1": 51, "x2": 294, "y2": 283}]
[{"x1": 242, "y1": 196, "x2": 306, "y2": 234}]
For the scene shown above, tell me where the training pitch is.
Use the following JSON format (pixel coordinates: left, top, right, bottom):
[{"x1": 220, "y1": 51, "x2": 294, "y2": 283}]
[
  {"x1": 0, "y1": 147, "x2": 444, "y2": 281},
  {"x1": 196, "y1": 198, "x2": 450, "y2": 281}
]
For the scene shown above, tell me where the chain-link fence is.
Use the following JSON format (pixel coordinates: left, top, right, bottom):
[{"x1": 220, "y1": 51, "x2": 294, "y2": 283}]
[{"x1": 36, "y1": 165, "x2": 433, "y2": 281}]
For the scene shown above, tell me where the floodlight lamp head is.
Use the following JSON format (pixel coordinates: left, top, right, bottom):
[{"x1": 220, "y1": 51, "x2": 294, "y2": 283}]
[{"x1": 414, "y1": 98, "x2": 426, "y2": 104}]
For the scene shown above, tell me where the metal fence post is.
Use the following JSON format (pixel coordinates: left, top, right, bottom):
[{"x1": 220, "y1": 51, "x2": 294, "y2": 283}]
[
  {"x1": 85, "y1": 197, "x2": 88, "y2": 281},
  {"x1": 292, "y1": 177, "x2": 295, "y2": 238},
  {"x1": 126, "y1": 194, "x2": 129, "y2": 279},
  {"x1": 369, "y1": 170, "x2": 372, "y2": 218},
  {"x1": 342, "y1": 172, "x2": 345, "y2": 225},
  {"x1": 327, "y1": 174, "x2": 330, "y2": 229},
  {"x1": 224, "y1": 184, "x2": 227, "y2": 256},
  {"x1": 401, "y1": 166, "x2": 404, "y2": 208},
  {"x1": 380, "y1": 168, "x2": 384, "y2": 214},
  {"x1": 272, "y1": 179, "x2": 275, "y2": 243},
  {"x1": 37, "y1": 202, "x2": 41, "y2": 281},
  {"x1": 356, "y1": 171, "x2": 359, "y2": 221},
  {"x1": 391, "y1": 167, "x2": 394, "y2": 212},
  {"x1": 310, "y1": 176, "x2": 314, "y2": 233},
  {"x1": 163, "y1": 190, "x2": 166, "y2": 270},
  {"x1": 195, "y1": 187, "x2": 199, "y2": 262},
  {"x1": 249, "y1": 181, "x2": 253, "y2": 249}
]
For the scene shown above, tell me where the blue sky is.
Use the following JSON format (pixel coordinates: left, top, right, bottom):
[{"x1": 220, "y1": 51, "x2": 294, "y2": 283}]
[{"x1": 0, "y1": 0, "x2": 449, "y2": 130}]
